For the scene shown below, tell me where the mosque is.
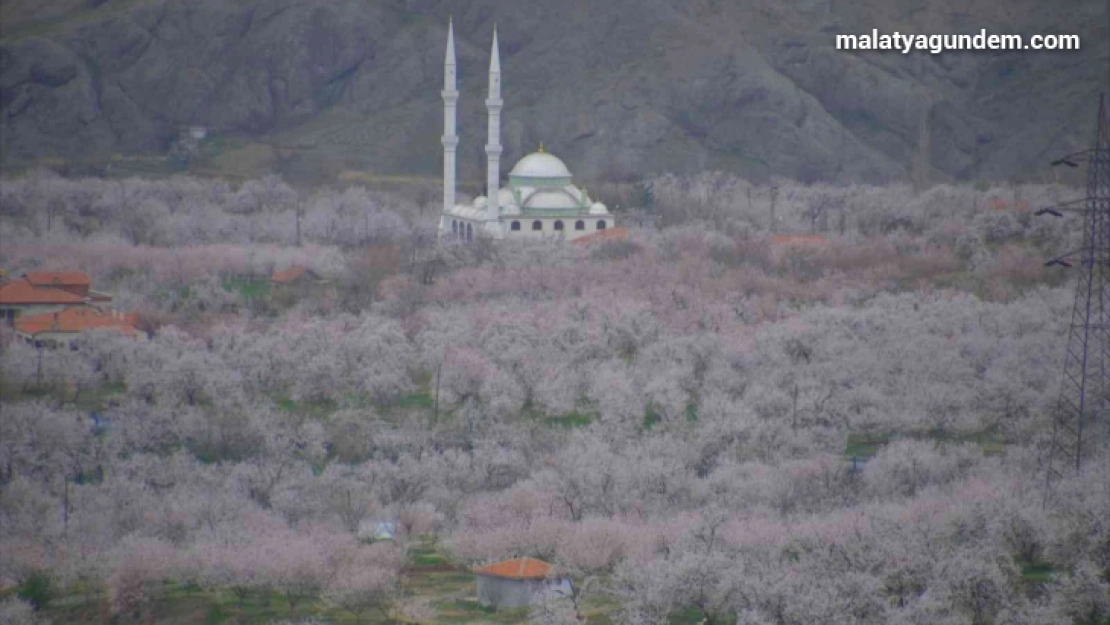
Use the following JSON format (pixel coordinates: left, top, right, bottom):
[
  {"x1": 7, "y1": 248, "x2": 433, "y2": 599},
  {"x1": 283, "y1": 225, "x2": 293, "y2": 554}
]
[{"x1": 437, "y1": 21, "x2": 614, "y2": 242}]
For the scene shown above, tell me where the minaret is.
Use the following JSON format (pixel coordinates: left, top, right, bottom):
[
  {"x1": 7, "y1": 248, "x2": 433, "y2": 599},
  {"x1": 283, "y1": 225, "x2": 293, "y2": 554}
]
[
  {"x1": 441, "y1": 18, "x2": 459, "y2": 215},
  {"x1": 484, "y1": 26, "x2": 503, "y2": 222}
]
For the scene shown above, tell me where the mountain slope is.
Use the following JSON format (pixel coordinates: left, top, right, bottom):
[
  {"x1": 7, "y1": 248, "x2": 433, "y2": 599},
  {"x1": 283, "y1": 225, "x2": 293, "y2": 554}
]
[{"x1": 1, "y1": 0, "x2": 1107, "y2": 183}]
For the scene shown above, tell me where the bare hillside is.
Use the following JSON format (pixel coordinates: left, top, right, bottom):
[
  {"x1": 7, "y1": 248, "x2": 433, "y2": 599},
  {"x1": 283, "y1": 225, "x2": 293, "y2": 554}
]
[{"x1": 1, "y1": 0, "x2": 1107, "y2": 183}]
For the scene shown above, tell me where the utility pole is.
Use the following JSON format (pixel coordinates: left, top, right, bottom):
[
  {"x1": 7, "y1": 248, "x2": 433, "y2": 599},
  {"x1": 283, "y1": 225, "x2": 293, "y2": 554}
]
[
  {"x1": 295, "y1": 201, "x2": 303, "y2": 247},
  {"x1": 433, "y1": 362, "x2": 442, "y2": 425},
  {"x1": 63, "y1": 474, "x2": 69, "y2": 533},
  {"x1": 1038, "y1": 93, "x2": 1110, "y2": 508},
  {"x1": 768, "y1": 185, "x2": 779, "y2": 233}
]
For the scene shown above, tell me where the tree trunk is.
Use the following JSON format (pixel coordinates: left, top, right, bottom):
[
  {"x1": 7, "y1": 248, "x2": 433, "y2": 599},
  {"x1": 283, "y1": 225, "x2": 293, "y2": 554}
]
[
  {"x1": 296, "y1": 205, "x2": 303, "y2": 247},
  {"x1": 791, "y1": 382, "x2": 800, "y2": 434},
  {"x1": 433, "y1": 363, "x2": 442, "y2": 424}
]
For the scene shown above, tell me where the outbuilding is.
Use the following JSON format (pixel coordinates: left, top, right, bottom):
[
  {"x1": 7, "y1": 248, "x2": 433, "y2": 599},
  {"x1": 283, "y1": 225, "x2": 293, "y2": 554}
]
[{"x1": 474, "y1": 557, "x2": 573, "y2": 609}]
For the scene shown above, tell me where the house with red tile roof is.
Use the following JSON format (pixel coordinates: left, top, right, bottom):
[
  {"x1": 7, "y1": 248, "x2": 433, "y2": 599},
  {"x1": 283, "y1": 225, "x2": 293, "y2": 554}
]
[
  {"x1": 474, "y1": 557, "x2": 573, "y2": 608},
  {"x1": 0, "y1": 272, "x2": 113, "y2": 324},
  {"x1": 568, "y1": 225, "x2": 630, "y2": 246},
  {"x1": 14, "y1": 308, "x2": 141, "y2": 347},
  {"x1": 271, "y1": 266, "x2": 331, "y2": 302},
  {"x1": 271, "y1": 266, "x2": 327, "y2": 286},
  {"x1": 0, "y1": 277, "x2": 88, "y2": 324}
]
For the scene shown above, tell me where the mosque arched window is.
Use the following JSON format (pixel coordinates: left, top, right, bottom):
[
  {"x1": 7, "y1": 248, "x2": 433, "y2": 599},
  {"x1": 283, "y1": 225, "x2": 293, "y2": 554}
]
[
  {"x1": 511, "y1": 221, "x2": 521, "y2": 231},
  {"x1": 597, "y1": 220, "x2": 607, "y2": 230},
  {"x1": 466, "y1": 223, "x2": 473, "y2": 242},
  {"x1": 452, "y1": 220, "x2": 458, "y2": 237},
  {"x1": 532, "y1": 220, "x2": 543, "y2": 231},
  {"x1": 575, "y1": 220, "x2": 585, "y2": 231},
  {"x1": 554, "y1": 221, "x2": 564, "y2": 231}
]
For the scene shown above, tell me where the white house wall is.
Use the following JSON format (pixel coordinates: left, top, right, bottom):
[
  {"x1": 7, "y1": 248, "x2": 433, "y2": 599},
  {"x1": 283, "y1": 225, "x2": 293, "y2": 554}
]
[{"x1": 476, "y1": 575, "x2": 574, "y2": 609}]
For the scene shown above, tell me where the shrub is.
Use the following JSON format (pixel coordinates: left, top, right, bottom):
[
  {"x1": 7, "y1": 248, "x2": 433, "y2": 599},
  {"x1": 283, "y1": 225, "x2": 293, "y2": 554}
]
[{"x1": 17, "y1": 571, "x2": 54, "y2": 611}]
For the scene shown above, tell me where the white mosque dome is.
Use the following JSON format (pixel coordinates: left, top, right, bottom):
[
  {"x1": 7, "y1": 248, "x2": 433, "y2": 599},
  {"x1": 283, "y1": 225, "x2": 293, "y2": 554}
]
[
  {"x1": 589, "y1": 202, "x2": 609, "y2": 215},
  {"x1": 524, "y1": 190, "x2": 580, "y2": 210},
  {"x1": 509, "y1": 151, "x2": 572, "y2": 179}
]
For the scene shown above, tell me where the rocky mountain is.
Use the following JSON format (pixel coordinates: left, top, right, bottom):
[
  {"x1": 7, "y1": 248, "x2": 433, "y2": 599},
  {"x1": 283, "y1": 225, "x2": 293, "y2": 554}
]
[{"x1": 1, "y1": 0, "x2": 1107, "y2": 184}]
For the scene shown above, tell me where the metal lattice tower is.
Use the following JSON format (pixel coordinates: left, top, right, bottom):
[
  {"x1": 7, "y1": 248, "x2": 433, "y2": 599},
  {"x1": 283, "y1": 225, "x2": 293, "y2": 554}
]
[{"x1": 1040, "y1": 93, "x2": 1110, "y2": 507}]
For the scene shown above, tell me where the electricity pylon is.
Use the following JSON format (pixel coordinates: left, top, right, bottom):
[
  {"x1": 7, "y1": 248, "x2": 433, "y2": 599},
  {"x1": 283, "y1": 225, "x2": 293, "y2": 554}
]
[{"x1": 1038, "y1": 93, "x2": 1110, "y2": 507}]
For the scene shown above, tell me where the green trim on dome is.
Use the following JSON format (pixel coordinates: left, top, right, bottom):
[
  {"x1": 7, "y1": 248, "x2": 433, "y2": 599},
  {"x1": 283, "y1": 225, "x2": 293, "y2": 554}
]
[
  {"x1": 513, "y1": 207, "x2": 586, "y2": 217},
  {"x1": 509, "y1": 175, "x2": 572, "y2": 188}
]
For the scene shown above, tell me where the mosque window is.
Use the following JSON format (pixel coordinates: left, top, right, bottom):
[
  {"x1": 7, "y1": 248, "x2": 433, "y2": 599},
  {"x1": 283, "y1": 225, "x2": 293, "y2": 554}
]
[
  {"x1": 466, "y1": 223, "x2": 473, "y2": 242},
  {"x1": 511, "y1": 221, "x2": 521, "y2": 231},
  {"x1": 597, "y1": 220, "x2": 607, "y2": 230},
  {"x1": 575, "y1": 220, "x2": 585, "y2": 231},
  {"x1": 554, "y1": 221, "x2": 564, "y2": 231},
  {"x1": 452, "y1": 220, "x2": 458, "y2": 237},
  {"x1": 532, "y1": 220, "x2": 543, "y2": 231}
]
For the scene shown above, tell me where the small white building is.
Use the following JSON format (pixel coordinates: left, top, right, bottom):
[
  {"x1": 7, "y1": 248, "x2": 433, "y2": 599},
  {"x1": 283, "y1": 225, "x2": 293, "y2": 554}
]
[
  {"x1": 436, "y1": 21, "x2": 614, "y2": 242},
  {"x1": 357, "y1": 519, "x2": 397, "y2": 542}
]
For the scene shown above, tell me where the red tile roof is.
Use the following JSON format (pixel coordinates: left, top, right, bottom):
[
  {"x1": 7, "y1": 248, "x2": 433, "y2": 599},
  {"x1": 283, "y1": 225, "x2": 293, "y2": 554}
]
[
  {"x1": 24, "y1": 272, "x2": 91, "y2": 287},
  {"x1": 474, "y1": 557, "x2": 553, "y2": 580},
  {"x1": 15, "y1": 307, "x2": 139, "y2": 337},
  {"x1": 771, "y1": 234, "x2": 826, "y2": 246},
  {"x1": 988, "y1": 199, "x2": 1031, "y2": 212},
  {"x1": 570, "y1": 226, "x2": 630, "y2": 245},
  {"x1": 272, "y1": 266, "x2": 309, "y2": 284},
  {"x1": 0, "y1": 279, "x2": 87, "y2": 305}
]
